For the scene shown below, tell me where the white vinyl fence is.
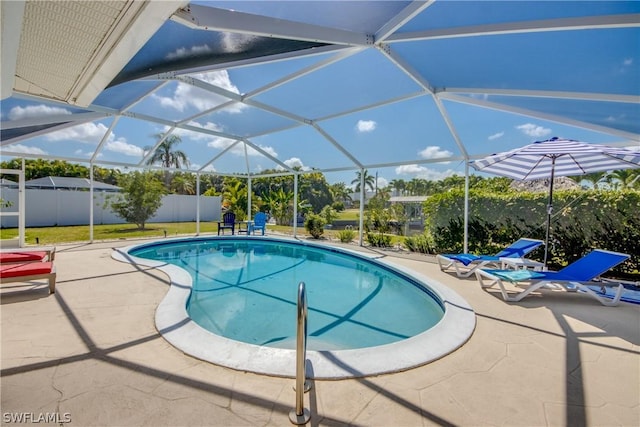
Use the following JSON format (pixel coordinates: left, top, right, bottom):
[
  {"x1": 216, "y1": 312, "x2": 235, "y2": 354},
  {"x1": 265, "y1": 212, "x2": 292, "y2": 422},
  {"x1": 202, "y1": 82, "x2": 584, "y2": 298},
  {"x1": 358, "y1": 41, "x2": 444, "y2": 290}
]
[{"x1": 0, "y1": 188, "x2": 221, "y2": 228}]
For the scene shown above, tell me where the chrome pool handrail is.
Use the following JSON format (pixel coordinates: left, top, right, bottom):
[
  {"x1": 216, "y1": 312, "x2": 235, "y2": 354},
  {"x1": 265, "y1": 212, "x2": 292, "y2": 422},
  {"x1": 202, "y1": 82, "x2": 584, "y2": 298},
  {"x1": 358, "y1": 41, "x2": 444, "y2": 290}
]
[{"x1": 289, "y1": 281, "x2": 311, "y2": 424}]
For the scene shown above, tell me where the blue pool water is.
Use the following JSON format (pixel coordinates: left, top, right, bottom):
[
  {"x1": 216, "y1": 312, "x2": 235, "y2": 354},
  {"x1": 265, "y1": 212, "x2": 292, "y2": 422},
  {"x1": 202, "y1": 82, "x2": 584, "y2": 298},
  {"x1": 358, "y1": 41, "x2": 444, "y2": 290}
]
[{"x1": 130, "y1": 238, "x2": 445, "y2": 351}]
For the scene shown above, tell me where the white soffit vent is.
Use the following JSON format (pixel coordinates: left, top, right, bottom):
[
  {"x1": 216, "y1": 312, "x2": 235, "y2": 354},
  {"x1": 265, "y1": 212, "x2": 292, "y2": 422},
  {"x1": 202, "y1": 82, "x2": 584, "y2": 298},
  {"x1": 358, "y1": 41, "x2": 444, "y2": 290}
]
[{"x1": 13, "y1": 0, "x2": 185, "y2": 107}]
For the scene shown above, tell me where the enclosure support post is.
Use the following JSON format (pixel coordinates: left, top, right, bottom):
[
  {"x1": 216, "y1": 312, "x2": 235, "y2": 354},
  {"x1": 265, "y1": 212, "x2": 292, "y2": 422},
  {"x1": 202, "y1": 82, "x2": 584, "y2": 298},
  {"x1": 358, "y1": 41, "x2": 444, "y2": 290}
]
[
  {"x1": 89, "y1": 164, "x2": 94, "y2": 243},
  {"x1": 196, "y1": 173, "x2": 201, "y2": 235},
  {"x1": 293, "y1": 173, "x2": 299, "y2": 238},
  {"x1": 19, "y1": 160, "x2": 25, "y2": 247},
  {"x1": 358, "y1": 168, "x2": 365, "y2": 246},
  {"x1": 463, "y1": 163, "x2": 469, "y2": 253}
]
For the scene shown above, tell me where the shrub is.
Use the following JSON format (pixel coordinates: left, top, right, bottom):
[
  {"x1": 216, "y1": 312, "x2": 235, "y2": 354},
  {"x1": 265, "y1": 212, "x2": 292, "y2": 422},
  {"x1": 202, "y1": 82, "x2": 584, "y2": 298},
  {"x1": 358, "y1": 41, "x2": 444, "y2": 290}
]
[
  {"x1": 338, "y1": 229, "x2": 356, "y2": 243},
  {"x1": 404, "y1": 234, "x2": 435, "y2": 254},
  {"x1": 304, "y1": 213, "x2": 325, "y2": 239},
  {"x1": 366, "y1": 232, "x2": 392, "y2": 247},
  {"x1": 107, "y1": 171, "x2": 166, "y2": 229},
  {"x1": 332, "y1": 201, "x2": 345, "y2": 212},
  {"x1": 423, "y1": 189, "x2": 640, "y2": 276},
  {"x1": 320, "y1": 205, "x2": 338, "y2": 225}
]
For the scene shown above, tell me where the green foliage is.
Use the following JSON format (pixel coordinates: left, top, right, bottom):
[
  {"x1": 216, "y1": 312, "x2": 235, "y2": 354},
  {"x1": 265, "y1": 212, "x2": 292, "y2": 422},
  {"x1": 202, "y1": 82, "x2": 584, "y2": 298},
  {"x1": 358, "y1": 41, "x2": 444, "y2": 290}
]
[
  {"x1": 366, "y1": 232, "x2": 392, "y2": 247},
  {"x1": 423, "y1": 189, "x2": 640, "y2": 276},
  {"x1": 403, "y1": 234, "x2": 435, "y2": 254},
  {"x1": 262, "y1": 187, "x2": 294, "y2": 225},
  {"x1": 304, "y1": 213, "x2": 325, "y2": 239},
  {"x1": 337, "y1": 229, "x2": 356, "y2": 243},
  {"x1": 320, "y1": 205, "x2": 338, "y2": 225},
  {"x1": 0, "y1": 158, "x2": 121, "y2": 184},
  {"x1": 107, "y1": 171, "x2": 166, "y2": 229},
  {"x1": 222, "y1": 178, "x2": 248, "y2": 220}
]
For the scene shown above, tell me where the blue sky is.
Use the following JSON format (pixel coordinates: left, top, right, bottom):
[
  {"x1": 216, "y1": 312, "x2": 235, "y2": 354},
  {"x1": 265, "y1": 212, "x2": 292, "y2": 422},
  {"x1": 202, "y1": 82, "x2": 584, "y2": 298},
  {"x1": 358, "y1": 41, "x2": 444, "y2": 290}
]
[{"x1": 1, "y1": 1, "x2": 638, "y2": 188}]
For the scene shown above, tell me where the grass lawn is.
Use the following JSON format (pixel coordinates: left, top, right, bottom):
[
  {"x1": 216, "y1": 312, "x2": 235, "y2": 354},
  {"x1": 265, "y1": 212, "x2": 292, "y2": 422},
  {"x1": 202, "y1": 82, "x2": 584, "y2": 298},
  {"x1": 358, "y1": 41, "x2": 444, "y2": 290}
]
[
  {"x1": 0, "y1": 222, "x2": 219, "y2": 245},
  {"x1": 0, "y1": 220, "x2": 405, "y2": 247},
  {"x1": 336, "y1": 209, "x2": 360, "y2": 220}
]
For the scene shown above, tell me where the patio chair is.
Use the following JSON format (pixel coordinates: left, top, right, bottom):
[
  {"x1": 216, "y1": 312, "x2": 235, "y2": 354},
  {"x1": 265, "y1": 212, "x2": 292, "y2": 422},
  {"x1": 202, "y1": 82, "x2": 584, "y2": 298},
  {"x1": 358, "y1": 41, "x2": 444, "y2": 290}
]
[
  {"x1": 436, "y1": 238, "x2": 544, "y2": 278},
  {"x1": 217, "y1": 211, "x2": 236, "y2": 235},
  {"x1": 0, "y1": 247, "x2": 56, "y2": 264},
  {"x1": 475, "y1": 249, "x2": 630, "y2": 306},
  {"x1": 250, "y1": 212, "x2": 267, "y2": 235},
  {"x1": 0, "y1": 261, "x2": 56, "y2": 294}
]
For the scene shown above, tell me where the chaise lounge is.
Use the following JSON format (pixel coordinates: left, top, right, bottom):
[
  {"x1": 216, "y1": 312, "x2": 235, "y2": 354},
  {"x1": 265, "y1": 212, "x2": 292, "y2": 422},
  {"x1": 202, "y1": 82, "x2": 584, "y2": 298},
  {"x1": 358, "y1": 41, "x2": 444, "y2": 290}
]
[
  {"x1": 0, "y1": 247, "x2": 56, "y2": 264},
  {"x1": 475, "y1": 249, "x2": 630, "y2": 306},
  {"x1": 436, "y1": 238, "x2": 544, "y2": 278},
  {"x1": 0, "y1": 261, "x2": 56, "y2": 294}
]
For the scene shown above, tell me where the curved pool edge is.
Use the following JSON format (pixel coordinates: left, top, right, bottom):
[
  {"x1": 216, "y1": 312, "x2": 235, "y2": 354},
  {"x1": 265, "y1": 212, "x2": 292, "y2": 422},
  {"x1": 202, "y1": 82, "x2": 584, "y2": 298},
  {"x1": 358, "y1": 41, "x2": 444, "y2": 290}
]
[{"x1": 112, "y1": 236, "x2": 476, "y2": 379}]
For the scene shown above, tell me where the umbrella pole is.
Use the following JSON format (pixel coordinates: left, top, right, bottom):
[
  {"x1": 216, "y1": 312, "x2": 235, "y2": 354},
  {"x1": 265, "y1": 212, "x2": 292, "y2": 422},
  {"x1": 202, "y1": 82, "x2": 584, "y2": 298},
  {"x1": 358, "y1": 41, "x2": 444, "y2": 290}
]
[{"x1": 543, "y1": 158, "x2": 556, "y2": 267}]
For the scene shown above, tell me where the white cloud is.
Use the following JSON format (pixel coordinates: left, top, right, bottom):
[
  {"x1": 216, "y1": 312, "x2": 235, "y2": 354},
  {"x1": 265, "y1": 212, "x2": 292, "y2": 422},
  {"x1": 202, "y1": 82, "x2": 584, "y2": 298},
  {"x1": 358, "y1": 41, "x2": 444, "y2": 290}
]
[
  {"x1": 42, "y1": 122, "x2": 141, "y2": 157},
  {"x1": 395, "y1": 164, "x2": 457, "y2": 181},
  {"x1": 9, "y1": 104, "x2": 72, "y2": 121},
  {"x1": 279, "y1": 157, "x2": 311, "y2": 171},
  {"x1": 153, "y1": 70, "x2": 244, "y2": 113},
  {"x1": 45, "y1": 122, "x2": 108, "y2": 143},
  {"x1": 3, "y1": 144, "x2": 47, "y2": 155},
  {"x1": 376, "y1": 176, "x2": 388, "y2": 189},
  {"x1": 74, "y1": 148, "x2": 101, "y2": 158},
  {"x1": 284, "y1": 157, "x2": 304, "y2": 169},
  {"x1": 104, "y1": 139, "x2": 144, "y2": 157},
  {"x1": 418, "y1": 146, "x2": 453, "y2": 159},
  {"x1": 623, "y1": 58, "x2": 633, "y2": 66},
  {"x1": 488, "y1": 131, "x2": 504, "y2": 140},
  {"x1": 190, "y1": 163, "x2": 216, "y2": 172},
  {"x1": 207, "y1": 138, "x2": 277, "y2": 159},
  {"x1": 166, "y1": 44, "x2": 213, "y2": 60},
  {"x1": 516, "y1": 123, "x2": 552, "y2": 138},
  {"x1": 356, "y1": 120, "x2": 377, "y2": 133},
  {"x1": 220, "y1": 33, "x2": 260, "y2": 53}
]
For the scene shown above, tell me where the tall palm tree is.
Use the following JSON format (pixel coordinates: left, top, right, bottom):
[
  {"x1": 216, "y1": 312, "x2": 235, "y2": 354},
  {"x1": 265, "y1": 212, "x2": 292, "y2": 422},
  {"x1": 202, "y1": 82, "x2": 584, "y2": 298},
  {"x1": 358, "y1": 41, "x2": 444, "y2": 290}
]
[
  {"x1": 145, "y1": 134, "x2": 190, "y2": 188},
  {"x1": 351, "y1": 169, "x2": 375, "y2": 193}
]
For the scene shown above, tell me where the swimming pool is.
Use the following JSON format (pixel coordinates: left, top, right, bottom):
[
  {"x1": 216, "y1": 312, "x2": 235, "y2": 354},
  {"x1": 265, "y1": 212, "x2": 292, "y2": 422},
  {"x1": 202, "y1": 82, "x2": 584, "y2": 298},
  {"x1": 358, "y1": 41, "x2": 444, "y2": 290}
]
[{"x1": 114, "y1": 236, "x2": 475, "y2": 379}]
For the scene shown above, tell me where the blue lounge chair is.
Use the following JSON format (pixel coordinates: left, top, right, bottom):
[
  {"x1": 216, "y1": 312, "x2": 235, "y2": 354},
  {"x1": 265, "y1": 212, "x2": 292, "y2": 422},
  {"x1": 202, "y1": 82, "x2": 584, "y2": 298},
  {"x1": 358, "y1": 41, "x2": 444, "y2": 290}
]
[
  {"x1": 217, "y1": 212, "x2": 236, "y2": 235},
  {"x1": 436, "y1": 238, "x2": 544, "y2": 278},
  {"x1": 475, "y1": 249, "x2": 630, "y2": 306},
  {"x1": 250, "y1": 212, "x2": 267, "y2": 235}
]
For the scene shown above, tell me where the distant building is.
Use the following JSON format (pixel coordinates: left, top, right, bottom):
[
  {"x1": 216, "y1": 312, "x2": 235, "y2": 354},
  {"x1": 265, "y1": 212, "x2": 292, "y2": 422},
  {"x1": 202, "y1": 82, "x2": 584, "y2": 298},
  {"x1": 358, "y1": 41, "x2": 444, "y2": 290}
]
[
  {"x1": 389, "y1": 196, "x2": 429, "y2": 224},
  {"x1": 21, "y1": 176, "x2": 121, "y2": 192}
]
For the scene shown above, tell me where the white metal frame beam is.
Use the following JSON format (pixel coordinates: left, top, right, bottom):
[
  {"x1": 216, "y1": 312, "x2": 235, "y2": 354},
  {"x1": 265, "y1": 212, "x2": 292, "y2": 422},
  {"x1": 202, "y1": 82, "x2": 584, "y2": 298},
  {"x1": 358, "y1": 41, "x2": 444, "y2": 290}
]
[
  {"x1": 172, "y1": 4, "x2": 372, "y2": 46},
  {"x1": 386, "y1": 14, "x2": 640, "y2": 43}
]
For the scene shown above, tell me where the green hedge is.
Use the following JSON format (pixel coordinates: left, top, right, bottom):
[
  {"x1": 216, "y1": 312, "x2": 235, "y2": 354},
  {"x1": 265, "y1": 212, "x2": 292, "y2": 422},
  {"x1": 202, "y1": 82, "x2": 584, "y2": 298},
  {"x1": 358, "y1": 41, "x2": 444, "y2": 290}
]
[{"x1": 422, "y1": 189, "x2": 640, "y2": 276}]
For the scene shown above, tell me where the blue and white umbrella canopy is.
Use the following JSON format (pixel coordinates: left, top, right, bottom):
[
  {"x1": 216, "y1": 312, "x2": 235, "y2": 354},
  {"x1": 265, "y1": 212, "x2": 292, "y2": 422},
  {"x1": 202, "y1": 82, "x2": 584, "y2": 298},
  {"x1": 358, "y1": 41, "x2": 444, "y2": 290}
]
[
  {"x1": 469, "y1": 137, "x2": 640, "y2": 266},
  {"x1": 469, "y1": 137, "x2": 640, "y2": 181}
]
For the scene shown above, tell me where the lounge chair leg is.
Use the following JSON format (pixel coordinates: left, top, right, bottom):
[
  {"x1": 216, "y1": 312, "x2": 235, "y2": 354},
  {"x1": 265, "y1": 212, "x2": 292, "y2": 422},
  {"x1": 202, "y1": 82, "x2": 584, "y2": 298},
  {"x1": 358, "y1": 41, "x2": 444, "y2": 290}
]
[{"x1": 49, "y1": 273, "x2": 56, "y2": 294}]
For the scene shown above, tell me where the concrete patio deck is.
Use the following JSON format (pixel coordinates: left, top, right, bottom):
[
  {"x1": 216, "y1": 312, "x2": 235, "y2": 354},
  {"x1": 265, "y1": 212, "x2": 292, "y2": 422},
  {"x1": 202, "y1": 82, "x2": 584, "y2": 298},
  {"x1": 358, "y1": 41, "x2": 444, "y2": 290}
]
[{"x1": 1, "y1": 237, "x2": 638, "y2": 426}]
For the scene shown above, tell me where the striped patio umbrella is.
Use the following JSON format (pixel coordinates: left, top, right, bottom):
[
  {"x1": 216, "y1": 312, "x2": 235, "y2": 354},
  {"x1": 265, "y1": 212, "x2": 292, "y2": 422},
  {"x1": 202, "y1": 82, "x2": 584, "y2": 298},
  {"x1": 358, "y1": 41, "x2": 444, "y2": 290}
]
[{"x1": 469, "y1": 137, "x2": 640, "y2": 265}]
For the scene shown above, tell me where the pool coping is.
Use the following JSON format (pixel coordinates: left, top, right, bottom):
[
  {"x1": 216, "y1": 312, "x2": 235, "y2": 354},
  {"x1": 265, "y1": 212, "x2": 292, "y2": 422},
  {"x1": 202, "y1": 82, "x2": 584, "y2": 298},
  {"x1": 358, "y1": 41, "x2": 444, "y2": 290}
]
[{"x1": 112, "y1": 235, "x2": 476, "y2": 379}]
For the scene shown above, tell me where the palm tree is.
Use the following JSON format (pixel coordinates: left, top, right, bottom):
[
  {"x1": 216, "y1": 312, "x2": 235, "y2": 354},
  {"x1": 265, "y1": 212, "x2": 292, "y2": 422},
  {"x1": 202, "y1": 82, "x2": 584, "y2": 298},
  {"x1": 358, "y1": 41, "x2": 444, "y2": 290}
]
[
  {"x1": 145, "y1": 134, "x2": 190, "y2": 188},
  {"x1": 171, "y1": 173, "x2": 195, "y2": 195},
  {"x1": 388, "y1": 179, "x2": 406, "y2": 196},
  {"x1": 351, "y1": 169, "x2": 375, "y2": 193},
  {"x1": 578, "y1": 171, "x2": 607, "y2": 189},
  {"x1": 329, "y1": 182, "x2": 352, "y2": 205},
  {"x1": 222, "y1": 179, "x2": 248, "y2": 219},
  {"x1": 262, "y1": 187, "x2": 295, "y2": 225},
  {"x1": 608, "y1": 169, "x2": 638, "y2": 189}
]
